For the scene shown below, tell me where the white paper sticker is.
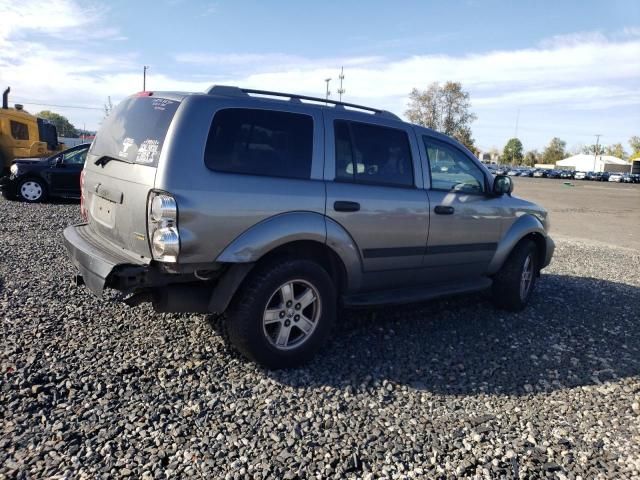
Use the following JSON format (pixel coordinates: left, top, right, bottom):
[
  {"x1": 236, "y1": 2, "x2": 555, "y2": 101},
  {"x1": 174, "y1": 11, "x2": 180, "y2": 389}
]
[
  {"x1": 136, "y1": 139, "x2": 160, "y2": 164},
  {"x1": 118, "y1": 137, "x2": 135, "y2": 158}
]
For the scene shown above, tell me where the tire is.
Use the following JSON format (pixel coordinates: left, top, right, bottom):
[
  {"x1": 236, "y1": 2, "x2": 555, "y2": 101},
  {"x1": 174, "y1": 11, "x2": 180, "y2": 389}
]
[
  {"x1": 18, "y1": 177, "x2": 48, "y2": 203},
  {"x1": 491, "y1": 239, "x2": 538, "y2": 312},
  {"x1": 225, "y1": 258, "x2": 336, "y2": 369}
]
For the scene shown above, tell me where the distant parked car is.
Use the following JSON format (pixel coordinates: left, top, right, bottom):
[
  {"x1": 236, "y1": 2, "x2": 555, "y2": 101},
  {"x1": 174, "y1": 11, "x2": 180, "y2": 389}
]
[
  {"x1": 533, "y1": 170, "x2": 547, "y2": 178},
  {"x1": 621, "y1": 174, "x2": 633, "y2": 183},
  {"x1": 547, "y1": 170, "x2": 562, "y2": 179},
  {"x1": 599, "y1": 172, "x2": 611, "y2": 182},
  {"x1": 608, "y1": 173, "x2": 623, "y2": 183},
  {"x1": 559, "y1": 170, "x2": 574, "y2": 179},
  {"x1": 0, "y1": 143, "x2": 90, "y2": 202},
  {"x1": 586, "y1": 171, "x2": 600, "y2": 181},
  {"x1": 574, "y1": 171, "x2": 587, "y2": 180},
  {"x1": 507, "y1": 169, "x2": 519, "y2": 176}
]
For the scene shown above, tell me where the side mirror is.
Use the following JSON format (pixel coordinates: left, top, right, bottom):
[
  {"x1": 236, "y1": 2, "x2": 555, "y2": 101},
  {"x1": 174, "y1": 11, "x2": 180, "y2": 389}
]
[
  {"x1": 54, "y1": 156, "x2": 63, "y2": 166},
  {"x1": 493, "y1": 174, "x2": 513, "y2": 196}
]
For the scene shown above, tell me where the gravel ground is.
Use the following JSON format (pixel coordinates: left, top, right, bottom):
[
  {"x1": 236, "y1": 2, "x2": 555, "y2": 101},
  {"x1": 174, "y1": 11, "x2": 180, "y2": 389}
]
[{"x1": 1, "y1": 197, "x2": 639, "y2": 480}]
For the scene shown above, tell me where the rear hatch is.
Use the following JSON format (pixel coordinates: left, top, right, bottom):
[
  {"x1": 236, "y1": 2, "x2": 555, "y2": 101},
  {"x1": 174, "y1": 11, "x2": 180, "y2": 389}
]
[{"x1": 83, "y1": 93, "x2": 181, "y2": 259}]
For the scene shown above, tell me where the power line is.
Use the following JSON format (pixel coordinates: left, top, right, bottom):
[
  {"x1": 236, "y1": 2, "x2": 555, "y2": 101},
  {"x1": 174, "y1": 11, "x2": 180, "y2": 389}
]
[{"x1": 11, "y1": 99, "x2": 104, "y2": 111}]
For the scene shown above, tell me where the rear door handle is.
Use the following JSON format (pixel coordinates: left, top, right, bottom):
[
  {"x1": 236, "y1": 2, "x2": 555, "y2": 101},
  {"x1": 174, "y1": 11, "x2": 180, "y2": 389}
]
[
  {"x1": 434, "y1": 205, "x2": 454, "y2": 215},
  {"x1": 334, "y1": 201, "x2": 360, "y2": 212}
]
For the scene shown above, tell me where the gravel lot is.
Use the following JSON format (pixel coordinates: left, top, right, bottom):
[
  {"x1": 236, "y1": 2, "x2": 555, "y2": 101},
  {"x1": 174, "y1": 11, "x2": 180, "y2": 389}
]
[{"x1": 1, "y1": 195, "x2": 639, "y2": 479}]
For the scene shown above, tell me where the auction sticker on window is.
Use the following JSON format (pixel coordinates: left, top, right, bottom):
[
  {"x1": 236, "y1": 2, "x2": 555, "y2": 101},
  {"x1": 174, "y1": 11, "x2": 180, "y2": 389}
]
[{"x1": 136, "y1": 139, "x2": 160, "y2": 164}]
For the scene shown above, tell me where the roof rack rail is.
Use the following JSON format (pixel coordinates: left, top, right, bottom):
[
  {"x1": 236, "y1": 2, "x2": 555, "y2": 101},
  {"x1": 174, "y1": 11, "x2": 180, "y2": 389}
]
[{"x1": 205, "y1": 85, "x2": 400, "y2": 120}]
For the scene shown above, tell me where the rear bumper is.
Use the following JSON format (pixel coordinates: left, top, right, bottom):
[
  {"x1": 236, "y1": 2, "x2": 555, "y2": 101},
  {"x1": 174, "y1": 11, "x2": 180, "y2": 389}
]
[{"x1": 63, "y1": 224, "x2": 150, "y2": 295}]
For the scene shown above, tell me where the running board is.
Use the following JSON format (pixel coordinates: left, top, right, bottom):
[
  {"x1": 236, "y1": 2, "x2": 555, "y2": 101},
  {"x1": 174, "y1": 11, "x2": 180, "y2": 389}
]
[{"x1": 342, "y1": 277, "x2": 492, "y2": 308}]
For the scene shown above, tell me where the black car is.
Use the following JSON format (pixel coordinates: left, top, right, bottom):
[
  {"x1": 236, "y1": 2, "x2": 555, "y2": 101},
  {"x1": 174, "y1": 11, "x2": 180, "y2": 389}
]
[
  {"x1": 0, "y1": 144, "x2": 89, "y2": 202},
  {"x1": 547, "y1": 170, "x2": 562, "y2": 179}
]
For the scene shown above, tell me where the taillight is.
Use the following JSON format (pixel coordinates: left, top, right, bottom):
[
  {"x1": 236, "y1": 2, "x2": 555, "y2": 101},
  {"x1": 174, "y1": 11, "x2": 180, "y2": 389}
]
[
  {"x1": 80, "y1": 169, "x2": 87, "y2": 221},
  {"x1": 147, "y1": 192, "x2": 179, "y2": 262}
]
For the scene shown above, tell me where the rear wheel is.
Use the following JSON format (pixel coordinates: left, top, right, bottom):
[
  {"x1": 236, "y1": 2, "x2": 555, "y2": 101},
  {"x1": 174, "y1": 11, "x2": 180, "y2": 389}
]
[
  {"x1": 18, "y1": 178, "x2": 47, "y2": 203},
  {"x1": 225, "y1": 258, "x2": 336, "y2": 369},
  {"x1": 492, "y1": 239, "x2": 538, "y2": 312}
]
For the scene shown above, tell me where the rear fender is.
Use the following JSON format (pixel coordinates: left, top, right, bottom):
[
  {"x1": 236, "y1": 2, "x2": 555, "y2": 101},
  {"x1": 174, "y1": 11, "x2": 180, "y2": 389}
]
[{"x1": 215, "y1": 211, "x2": 363, "y2": 292}]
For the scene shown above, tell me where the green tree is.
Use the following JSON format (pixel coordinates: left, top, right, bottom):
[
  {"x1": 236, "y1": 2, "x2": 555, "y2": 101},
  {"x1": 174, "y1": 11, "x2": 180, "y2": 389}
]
[
  {"x1": 541, "y1": 137, "x2": 567, "y2": 164},
  {"x1": 629, "y1": 136, "x2": 640, "y2": 160},
  {"x1": 604, "y1": 143, "x2": 627, "y2": 159},
  {"x1": 582, "y1": 144, "x2": 605, "y2": 155},
  {"x1": 406, "y1": 81, "x2": 478, "y2": 152},
  {"x1": 523, "y1": 149, "x2": 539, "y2": 167},
  {"x1": 502, "y1": 138, "x2": 524, "y2": 165},
  {"x1": 36, "y1": 110, "x2": 79, "y2": 138}
]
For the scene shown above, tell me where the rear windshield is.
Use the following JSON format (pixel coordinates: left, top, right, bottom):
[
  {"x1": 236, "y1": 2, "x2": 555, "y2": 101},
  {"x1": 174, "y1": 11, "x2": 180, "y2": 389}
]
[{"x1": 90, "y1": 96, "x2": 180, "y2": 167}]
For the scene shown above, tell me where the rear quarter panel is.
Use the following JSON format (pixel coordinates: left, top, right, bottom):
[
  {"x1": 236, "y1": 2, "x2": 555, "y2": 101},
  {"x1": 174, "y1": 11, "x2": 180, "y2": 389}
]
[{"x1": 155, "y1": 95, "x2": 327, "y2": 264}]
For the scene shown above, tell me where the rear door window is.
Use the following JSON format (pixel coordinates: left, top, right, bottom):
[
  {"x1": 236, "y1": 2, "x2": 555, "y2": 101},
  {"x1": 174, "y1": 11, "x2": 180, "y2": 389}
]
[
  {"x1": 204, "y1": 108, "x2": 313, "y2": 179},
  {"x1": 334, "y1": 120, "x2": 414, "y2": 188},
  {"x1": 90, "y1": 96, "x2": 180, "y2": 167}
]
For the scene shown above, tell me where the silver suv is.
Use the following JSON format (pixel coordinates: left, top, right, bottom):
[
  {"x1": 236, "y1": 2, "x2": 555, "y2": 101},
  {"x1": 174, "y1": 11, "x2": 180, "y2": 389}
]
[{"x1": 64, "y1": 86, "x2": 554, "y2": 368}]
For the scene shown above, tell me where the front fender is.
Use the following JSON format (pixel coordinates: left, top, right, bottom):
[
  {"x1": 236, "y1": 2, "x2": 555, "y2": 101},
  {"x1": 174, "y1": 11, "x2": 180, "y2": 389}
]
[
  {"x1": 215, "y1": 212, "x2": 363, "y2": 291},
  {"x1": 487, "y1": 214, "x2": 547, "y2": 275}
]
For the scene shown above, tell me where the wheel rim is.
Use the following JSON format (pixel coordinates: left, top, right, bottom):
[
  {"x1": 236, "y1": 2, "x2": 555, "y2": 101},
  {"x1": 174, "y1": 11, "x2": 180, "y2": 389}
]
[
  {"x1": 519, "y1": 254, "x2": 534, "y2": 301},
  {"x1": 262, "y1": 279, "x2": 321, "y2": 351},
  {"x1": 20, "y1": 181, "x2": 43, "y2": 201}
]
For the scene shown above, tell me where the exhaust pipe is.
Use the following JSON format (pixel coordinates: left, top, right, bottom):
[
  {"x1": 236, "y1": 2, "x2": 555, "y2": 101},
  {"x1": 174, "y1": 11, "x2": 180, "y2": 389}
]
[{"x1": 2, "y1": 87, "x2": 9, "y2": 109}]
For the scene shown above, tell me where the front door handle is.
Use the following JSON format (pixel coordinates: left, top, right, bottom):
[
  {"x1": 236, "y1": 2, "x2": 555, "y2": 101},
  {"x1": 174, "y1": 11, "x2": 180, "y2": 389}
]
[
  {"x1": 334, "y1": 201, "x2": 361, "y2": 212},
  {"x1": 434, "y1": 205, "x2": 455, "y2": 215}
]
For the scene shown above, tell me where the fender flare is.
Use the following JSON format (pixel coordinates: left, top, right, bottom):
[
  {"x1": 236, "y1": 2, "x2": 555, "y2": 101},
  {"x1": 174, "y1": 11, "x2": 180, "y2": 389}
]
[
  {"x1": 487, "y1": 214, "x2": 546, "y2": 275},
  {"x1": 214, "y1": 211, "x2": 363, "y2": 291}
]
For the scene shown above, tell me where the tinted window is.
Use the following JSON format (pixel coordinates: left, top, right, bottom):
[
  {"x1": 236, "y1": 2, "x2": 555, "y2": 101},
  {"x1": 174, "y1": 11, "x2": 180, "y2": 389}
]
[
  {"x1": 90, "y1": 96, "x2": 180, "y2": 166},
  {"x1": 423, "y1": 137, "x2": 485, "y2": 194},
  {"x1": 10, "y1": 121, "x2": 29, "y2": 140},
  {"x1": 205, "y1": 108, "x2": 313, "y2": 179},
  {"x1": 63, "y1": 147, "x2": 89, "y2": 165},
  {"x1": 334, "y1": 120, "x2": 413, "y2": 188}
]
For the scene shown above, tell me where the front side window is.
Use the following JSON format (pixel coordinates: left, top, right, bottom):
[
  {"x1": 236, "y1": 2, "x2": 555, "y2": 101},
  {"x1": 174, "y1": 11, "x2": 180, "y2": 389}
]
[
  {"x1": 423, "y1": 137, "x2": 485, "y2": 194},
  {"x1": 205, "y1": 108, "x2": 313, "y2": 179},
  {"x1": 10, "y1": 121, "x2": 29, "y2": 140},
  {"x1": 334, "y1": 120, "x2": 414, "y2": 188},
  {"x1": 63, "y1": 147, "x2": 89, "y2": 165}
]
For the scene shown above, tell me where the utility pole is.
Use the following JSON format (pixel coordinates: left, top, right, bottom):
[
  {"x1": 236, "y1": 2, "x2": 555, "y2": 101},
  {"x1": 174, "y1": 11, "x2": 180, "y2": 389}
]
[
  {"x1": 514, "y1": 108, "x2": 520, "y2": 138},
  {"x1": 593, "y1": 134, "x2": 602, "y2": 172},
  {"x1": 337, "y1": 67, "x2": 345, "y2": 102},
  {"x1": 143, "y1": 65, "x2": 149, "y2": 91},
  {"x1": 324, "y1": 78, "x2": 331, "y2": 102}
]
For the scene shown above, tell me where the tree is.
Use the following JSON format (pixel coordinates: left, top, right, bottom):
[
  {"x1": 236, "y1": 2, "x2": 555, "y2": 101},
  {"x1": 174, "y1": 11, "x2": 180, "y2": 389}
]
[
  {"x1": 604, "y1": 143, "x2": 627, "y2": 159},
  {"x1": 523, "y1": 149, "x2": 540, "y2": 167},
  {"x1": 541, "y1": 137, "x2": 567, "y2": 164},
  {"x1": 502, "y1": 138, "x2": 524, "y2": 165},
  {"x1": 629, "y1": 136, "x2": 640, "y2": 160},
  {"x1": 36, "y1": 110, "x2": 78, "y2": 138},
  {"x1": 406, "y1": 81, "x2": 478, "y2": 152},
  {"x1": 582, "y1": 144, "x2": 604, "y2": 156}
]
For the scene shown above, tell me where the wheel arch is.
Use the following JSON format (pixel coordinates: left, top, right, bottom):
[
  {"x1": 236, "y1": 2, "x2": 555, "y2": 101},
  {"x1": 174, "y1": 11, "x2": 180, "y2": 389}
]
[
  {"x1": 209, "y1": 212, "x2": 363, "y2": 313},
  {"x1": 487, "y1": 214, "x2": 548, "y2": 275}
]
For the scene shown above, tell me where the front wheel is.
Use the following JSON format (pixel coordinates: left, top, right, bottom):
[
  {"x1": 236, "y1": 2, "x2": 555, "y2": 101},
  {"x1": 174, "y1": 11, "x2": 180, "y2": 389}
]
[
  {"x1": 18, "y1": 178, "x2": 48, "y2": 203},
  {"x1": 491, "y1": 239, "x2": 538, "y2": 312},
  {"x1": 225, "y1": 259, "x2": 336, "y2": 369}
]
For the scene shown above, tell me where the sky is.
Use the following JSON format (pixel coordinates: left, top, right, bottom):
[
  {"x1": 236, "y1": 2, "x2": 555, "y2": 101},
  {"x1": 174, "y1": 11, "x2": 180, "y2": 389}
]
[{"x1": 1, "y1": 0, "x2": 639, "y2": 153}]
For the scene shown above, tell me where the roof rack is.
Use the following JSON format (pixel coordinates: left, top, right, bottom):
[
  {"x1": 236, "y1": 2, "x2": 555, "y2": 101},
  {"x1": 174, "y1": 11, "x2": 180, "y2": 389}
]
[{"x1": 205, "y1": 85, "x2": 400, "y2": 121}]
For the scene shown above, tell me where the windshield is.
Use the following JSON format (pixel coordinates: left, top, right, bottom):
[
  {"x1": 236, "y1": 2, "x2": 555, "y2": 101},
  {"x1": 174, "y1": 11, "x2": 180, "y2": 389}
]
[{"x1": 90, "y1": 95, "x2": 180, "y2": 167}]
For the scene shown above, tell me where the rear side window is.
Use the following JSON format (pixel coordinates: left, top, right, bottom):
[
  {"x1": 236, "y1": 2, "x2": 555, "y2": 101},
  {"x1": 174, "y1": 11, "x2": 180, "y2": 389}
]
[
  {"x1": 204, "y1": 108, "x2": 313, "y2": 179},
  {"x1": 10, "y1": 121, "x2": 29, "y2": 140},
  {"x1": 334, "y1": 120, "x2": 414, "y2": 188},
  {"x1": 90, "y1": 96, "x2": 180, "y2": 166}
]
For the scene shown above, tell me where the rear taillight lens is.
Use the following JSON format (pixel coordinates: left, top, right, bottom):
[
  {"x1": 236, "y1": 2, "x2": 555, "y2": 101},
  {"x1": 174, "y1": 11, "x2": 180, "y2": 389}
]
[
  {"x1": 80, "y1": 169, "x2": 87, "y2": 221},
  {"x1": 147, "y1": 192, "x2": 179, "y2": 262}
]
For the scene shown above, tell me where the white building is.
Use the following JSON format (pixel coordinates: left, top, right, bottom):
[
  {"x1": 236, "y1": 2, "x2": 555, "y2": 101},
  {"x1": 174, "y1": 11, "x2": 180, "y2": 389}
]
[{"x1": 556, "y1": 154, "x2": 630, "y2": 173}]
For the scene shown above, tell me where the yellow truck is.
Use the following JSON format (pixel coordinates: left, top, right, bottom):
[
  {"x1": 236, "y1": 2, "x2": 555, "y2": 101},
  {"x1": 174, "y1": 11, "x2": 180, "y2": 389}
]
[{"x1": 0, "y1": 87, "x2": 65, "y2": 174}]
